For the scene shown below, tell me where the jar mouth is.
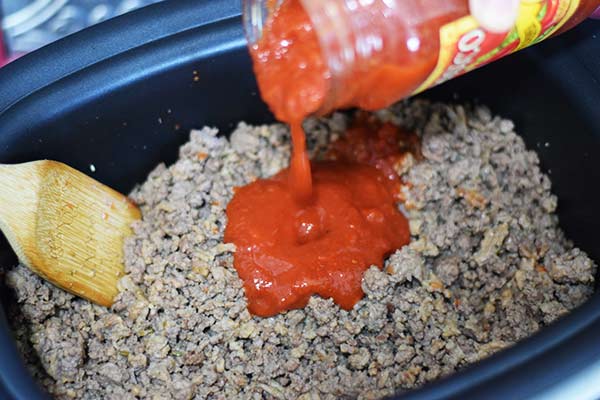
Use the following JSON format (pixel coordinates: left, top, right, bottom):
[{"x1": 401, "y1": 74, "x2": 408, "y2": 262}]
[{"x1": 242, "y1": 0, "x2": 339, "y2": 118}]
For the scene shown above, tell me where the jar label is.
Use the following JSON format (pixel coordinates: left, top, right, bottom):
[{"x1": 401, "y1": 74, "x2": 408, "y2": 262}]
[{"x1": 412, "y1": 0, "x2": 581, "y2": 95}]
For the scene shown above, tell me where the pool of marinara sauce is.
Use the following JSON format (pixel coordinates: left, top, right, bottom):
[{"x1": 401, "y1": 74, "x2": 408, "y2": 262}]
[{"x1": 225, "y1": 117, "x2": 416, "y2": 317}]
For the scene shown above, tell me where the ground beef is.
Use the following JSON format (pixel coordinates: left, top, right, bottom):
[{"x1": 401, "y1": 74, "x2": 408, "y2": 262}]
[{"x1": 4, "y1": 100, "x2": 596, "y2": 399}]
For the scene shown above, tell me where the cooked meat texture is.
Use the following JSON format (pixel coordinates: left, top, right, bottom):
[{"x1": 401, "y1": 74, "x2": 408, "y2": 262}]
[{"x1": 4, "y1": 100, "x2": 596, "y2": 400}]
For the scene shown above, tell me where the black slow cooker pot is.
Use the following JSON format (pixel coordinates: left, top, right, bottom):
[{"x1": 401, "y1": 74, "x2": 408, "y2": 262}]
[{"x1": 1, "y1": 1, "x2": 599, "y2": 399}]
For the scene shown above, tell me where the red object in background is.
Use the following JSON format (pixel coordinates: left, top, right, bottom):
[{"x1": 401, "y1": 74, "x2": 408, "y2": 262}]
[{"x1": 0, "y1": 30, "x2": 7, "y2": 67}]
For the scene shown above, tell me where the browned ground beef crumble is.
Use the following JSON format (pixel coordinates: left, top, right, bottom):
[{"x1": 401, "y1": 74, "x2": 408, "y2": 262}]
[{"x1": 2, "y1": 100, "x2": 596, "y2": 399}]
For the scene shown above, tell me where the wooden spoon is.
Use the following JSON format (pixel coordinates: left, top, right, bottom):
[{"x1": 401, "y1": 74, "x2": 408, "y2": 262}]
[{"x1": 0, "y1": 160, "x2": 141, "y2": 306}]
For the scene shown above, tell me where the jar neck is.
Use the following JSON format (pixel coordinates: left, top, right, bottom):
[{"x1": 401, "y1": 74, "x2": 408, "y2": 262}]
[{"x1": 243, "y1": 0, "x2": 343, "y2": 118}]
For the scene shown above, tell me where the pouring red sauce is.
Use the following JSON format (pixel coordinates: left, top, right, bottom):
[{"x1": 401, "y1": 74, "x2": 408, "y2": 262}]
[{"x1": 225, "y1": 0, "x2": 418, "y2": 317}]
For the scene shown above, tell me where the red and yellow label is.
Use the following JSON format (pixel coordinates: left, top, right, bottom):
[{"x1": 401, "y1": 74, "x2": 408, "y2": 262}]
[{"x1": 413, "y1": 0, "x2": 581, "y2": 95}]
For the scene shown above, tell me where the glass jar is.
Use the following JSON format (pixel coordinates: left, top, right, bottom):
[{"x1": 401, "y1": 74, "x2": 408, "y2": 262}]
[{"x1": 244, "y1": 0, "x2": 600, "y2": 119}]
